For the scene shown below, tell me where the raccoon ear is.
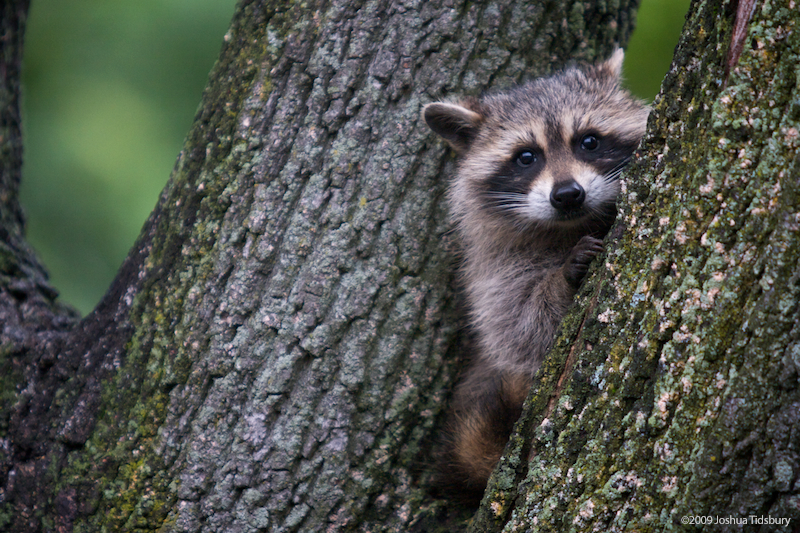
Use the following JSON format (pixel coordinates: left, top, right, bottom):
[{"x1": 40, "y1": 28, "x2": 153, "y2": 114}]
[
  {"x1": 423, "y1": 101, "x2": 483, "y2": 154},
  {"x1": 598, "y1": 48, "x2": 625, "y2": 80}
]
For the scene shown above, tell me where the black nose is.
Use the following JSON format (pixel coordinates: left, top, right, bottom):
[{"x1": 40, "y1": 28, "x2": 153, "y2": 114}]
[{"x1": 550, "y1": 181, "x2": 585, "y2": 211}]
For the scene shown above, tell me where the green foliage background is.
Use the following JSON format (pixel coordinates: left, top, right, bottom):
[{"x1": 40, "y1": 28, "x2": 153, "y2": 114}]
[{"x1": 20, "y1": 0, "x2": 689, "y2": 316}]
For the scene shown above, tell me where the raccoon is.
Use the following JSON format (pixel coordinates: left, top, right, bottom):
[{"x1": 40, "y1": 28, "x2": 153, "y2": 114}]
[{"x1": 423, "y1": 49, "x2": 649, "y2": 501}]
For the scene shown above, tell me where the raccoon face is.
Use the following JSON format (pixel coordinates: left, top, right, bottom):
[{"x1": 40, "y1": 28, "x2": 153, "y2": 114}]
[
  {"x1": 475, "y1": 123, "x2": 636, "y2": 227},
  {"x1": 424, "y1": 50, "x2": 649, "y2": 231}
]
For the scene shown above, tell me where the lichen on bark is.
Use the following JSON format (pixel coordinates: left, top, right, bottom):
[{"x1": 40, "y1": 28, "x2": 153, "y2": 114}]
[
  {"x1": 0, "y1": 0, "x2": 648, "y2": 532},
  {"x1": 2, "y1": 0, "x2": 644, "y2": 531},
  {"x1": 470, "y1": 0, "x2": 800, "y2": 531}
]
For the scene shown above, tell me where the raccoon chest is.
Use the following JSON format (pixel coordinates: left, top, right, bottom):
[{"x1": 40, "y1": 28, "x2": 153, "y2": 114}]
[{"x1": 466, "y1": 260, "x2": 571, "y2": 374}]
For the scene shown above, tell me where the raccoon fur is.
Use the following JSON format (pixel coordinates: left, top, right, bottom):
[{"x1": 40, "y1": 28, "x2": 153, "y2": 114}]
[{"x1": 423, "y1": 49, "x2": 649, "y2": 502}]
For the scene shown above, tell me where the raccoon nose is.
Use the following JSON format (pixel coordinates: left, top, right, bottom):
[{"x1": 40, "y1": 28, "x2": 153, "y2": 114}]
[{"x1": 550, "y1": 181, "x2": 586, "y2": 210}]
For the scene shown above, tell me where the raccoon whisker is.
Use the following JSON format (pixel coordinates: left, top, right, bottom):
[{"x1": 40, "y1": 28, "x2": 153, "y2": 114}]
[
  {"x1": 482, "y1": 193, "x2": 531, "y2": 213},
  {"x1": 484, "y1": 201, "x2": 530, "y2": 211},
  {"x1": 482, "y1": 196, "x2": 529, "y2": 204},
  {"x1": 482, "y1": 192, "x2": 530, "y2": 200},
  {"x1": 497, "y1": 209, "x2": 535, "y2": 225},
  {"x1": 603, "y1": 158, "x2": 632, "y2": 181},
  {"x1": 607, "y1": 158, "x2": 630, "y2": 173},
  {"x1": 498, "y1": 207, "x2": 532, "y2": 216}
]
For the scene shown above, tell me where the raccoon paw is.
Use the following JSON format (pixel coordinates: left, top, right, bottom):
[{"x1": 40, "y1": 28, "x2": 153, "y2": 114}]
[{"x1": 564, "y1": 236, "x2": 604, "y2": 288}]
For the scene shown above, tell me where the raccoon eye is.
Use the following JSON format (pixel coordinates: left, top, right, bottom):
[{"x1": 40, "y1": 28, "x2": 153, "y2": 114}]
[
  {"x1": 515, "y1": 150, "x2": 537, "y2": 167},
  {"x1": 580, "y1": 134, "x2": 600, "y2": 151}
]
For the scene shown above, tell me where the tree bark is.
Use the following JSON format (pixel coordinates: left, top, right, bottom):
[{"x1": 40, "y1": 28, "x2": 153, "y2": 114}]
[
  {"x1": 470, "y1": 0, "x2": 800, "y2": 531},
  {"x1": 1, "y1": 1, "x2": 83, "y2": 527},
  {"x1": 0, "y1": 0, "x2": 639, "y2": 531}
]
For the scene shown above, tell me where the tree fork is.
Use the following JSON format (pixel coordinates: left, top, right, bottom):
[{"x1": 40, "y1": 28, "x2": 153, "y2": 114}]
[{"x1": 0, "y1": 0, "x2": 639, "y2": 531}]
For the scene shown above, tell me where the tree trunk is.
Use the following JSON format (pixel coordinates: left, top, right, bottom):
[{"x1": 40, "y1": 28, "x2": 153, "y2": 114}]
[
  {"x1": 0, "y1": 0, "x2": 639, "y2": 531},
  {"x1": 470, "y1": 0, "x2": 800, "y2": 531}
]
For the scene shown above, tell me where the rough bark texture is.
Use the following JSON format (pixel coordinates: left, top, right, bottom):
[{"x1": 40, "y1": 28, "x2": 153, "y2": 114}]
[
  {"x1": 0, "y1": 0, "x2": 27, "y2": 239},
  {"x1": 1, "y1": 1, "x2": 83, "y2": 529},
  {"x1": 470, "y1": 0, "x2": 800, "y2": 531},
  {"x1": 0, "y1": 0, "x2": 639, "y2": 531}
]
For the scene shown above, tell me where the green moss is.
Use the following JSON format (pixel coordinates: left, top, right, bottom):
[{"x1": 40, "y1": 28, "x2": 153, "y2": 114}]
[
  {"x1": 470, "y1": 1, "x2": 800, "y2": 531},
  {"x1": 41, "y1": 5, "x2": 284, "y2": 530}
]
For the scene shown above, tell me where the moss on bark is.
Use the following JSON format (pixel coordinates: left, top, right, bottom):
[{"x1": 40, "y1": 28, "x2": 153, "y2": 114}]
[
  {"x1": 470, "y1": 1, "x2": 800, "y2": 531},
  {"x1": 1, "y1": 0, "x2": 643, "y2": 531}
]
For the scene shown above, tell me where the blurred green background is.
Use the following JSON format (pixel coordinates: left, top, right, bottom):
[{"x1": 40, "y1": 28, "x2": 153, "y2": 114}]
[{"x1": 20, "y1": 0, "x2": 690, "y2": 316}]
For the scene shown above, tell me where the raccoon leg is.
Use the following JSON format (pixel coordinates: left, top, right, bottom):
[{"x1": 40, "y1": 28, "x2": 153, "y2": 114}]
[{"x1": 438, "y1": 367, "x2": 532, "y2": 503}]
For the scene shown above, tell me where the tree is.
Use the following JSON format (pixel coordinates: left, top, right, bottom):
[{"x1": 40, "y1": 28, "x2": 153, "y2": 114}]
[
  {"x1": 469, "y1": 0, "x2": 800, "y2": 531},
  {"x1": 0, "y1": 1, "x2": 796, "y2": 533}
]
